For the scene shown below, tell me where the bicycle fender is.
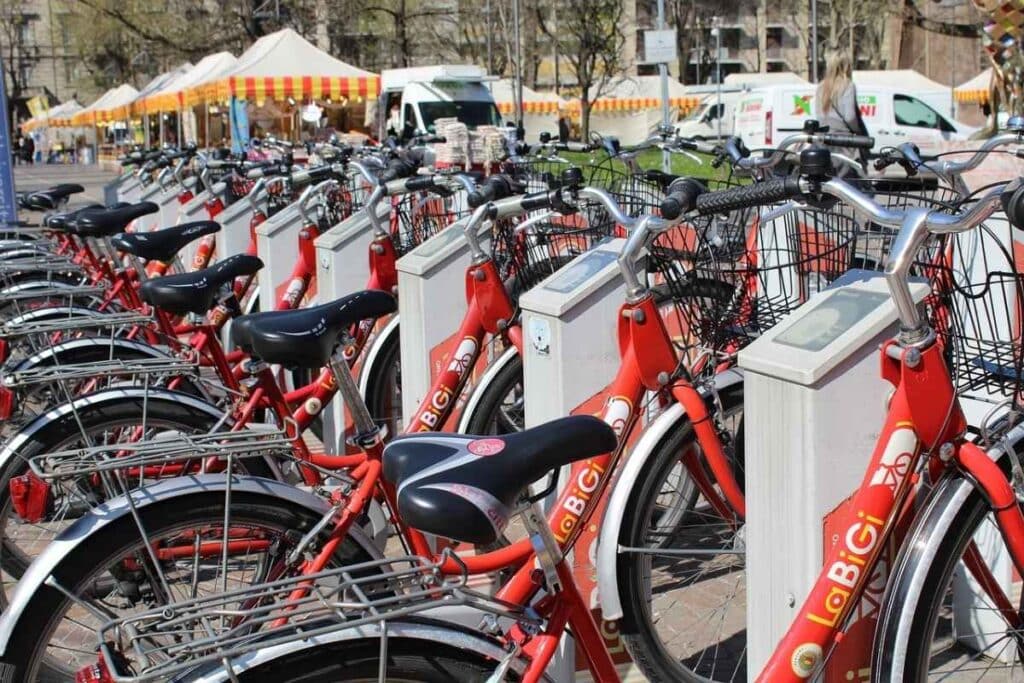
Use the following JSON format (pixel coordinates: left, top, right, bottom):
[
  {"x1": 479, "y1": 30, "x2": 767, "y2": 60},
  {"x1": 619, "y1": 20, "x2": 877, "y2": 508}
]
[
  {"x1": 0, "y1": 474, "x2": 381, "y2": 657},
  {"x1": 456, "y1": 344, "x2": 519, "y2": 434},
  {"x1": 356, "y1": 313, "x2": 401, "y2": 398},
  {"x1": 0, "y1": 388, "x2": 226, "y2": 478},
  {"x1": 179, "y1": 619, "x2": 537, "y2": 683},
  {"x1": 1, "y1": 279, "x2": 90, "y2": 296},
  {"x1": 596, "y1": 368, "x2": 744, "y2": 621},
  {"x1": 4, "y1": 304, "x2": 103, "y2": 327},
  {"x1": 11, "y1": 337, "x2": 173, "y2": 374}
]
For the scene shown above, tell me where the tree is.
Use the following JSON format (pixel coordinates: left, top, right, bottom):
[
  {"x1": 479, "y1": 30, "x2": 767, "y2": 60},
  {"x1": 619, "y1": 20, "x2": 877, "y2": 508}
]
[
  {"x1": 0, "y1": 0, "x2": 40, "y2": 131},
  {"x1": 543, "y1": 0, "x2": 627, "y2": 138},
  {"x1": 667, "y1": 0, "x2": 742, "y2": 84}
]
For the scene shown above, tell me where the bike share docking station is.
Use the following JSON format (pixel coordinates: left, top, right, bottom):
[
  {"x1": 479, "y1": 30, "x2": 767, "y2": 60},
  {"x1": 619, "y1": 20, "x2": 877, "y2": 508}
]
[
  {"x1": 314, "y1": 200, "x2": 388, "y2": 453},
  {"x1": 517, "y1": 237, "x2": 635, "y2": 680},
  {"x1": 739, "y1": 271, "x2": 930, "y2": 679},
  {"x1": 106, "y1": 172, "x2": 142, "y2": 206},
  {"x1": 394, "y1": 211, "x2": 576, "y2": 681},
  {"x1": 396, "y1": 214, "x2": 485, "y2": 430}
]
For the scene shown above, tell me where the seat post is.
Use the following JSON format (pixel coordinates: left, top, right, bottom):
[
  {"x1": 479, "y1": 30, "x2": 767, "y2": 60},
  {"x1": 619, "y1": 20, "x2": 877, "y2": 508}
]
[{"x1": 327, "y1": 349, "x2": 381, "y2": 446}]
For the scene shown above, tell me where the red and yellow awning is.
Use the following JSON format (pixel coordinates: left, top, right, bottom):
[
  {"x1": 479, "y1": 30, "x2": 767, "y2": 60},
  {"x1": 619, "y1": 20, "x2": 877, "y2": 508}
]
[
  {"x1": 186, "y1": 75, "x2": 380, "y2": 106},
  {"x1": 955, "y1": 88, "x2": 989, "y2": 104}
]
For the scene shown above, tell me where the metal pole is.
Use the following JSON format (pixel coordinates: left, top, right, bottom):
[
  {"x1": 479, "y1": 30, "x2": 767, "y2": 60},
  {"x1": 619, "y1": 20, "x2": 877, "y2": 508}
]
[
  {"x1": 810, "y1": 0, "x2": 818, "y2": 82},
  {"x1": 715, "y1": 18, "x2": 722, "y2": 139},
  {"x1": 657, "y1": 0, "x2": 671, "y2": 171},
  {"x1": 486, "y1": 0, "x2": 493, "y2": 74},
  {"x1": 512, "y1": 0, "x2": 524, "y2": 138}
]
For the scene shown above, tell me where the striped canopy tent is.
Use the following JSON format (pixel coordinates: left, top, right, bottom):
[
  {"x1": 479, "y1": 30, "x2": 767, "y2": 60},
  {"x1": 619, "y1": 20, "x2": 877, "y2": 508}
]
[
  {"x1": 185, "y1": 28, "x2": 379, "y2": 106},
  {"x1": 21, "y1": 99, "x2": 82, "y2": 132},
  {"x1": 122, "y1": 62, "x2": 193, "y2": 118},
  {"x1": 71, "y1": 86, "x2": 121, "y2": 126},
  {"x1": 90, "y1": 84, "x2": 141, "y2": 124},
  {"x1": 487, "y1": 79, "x2": 566, "y2": 115},
  {"x1": 139, "y1": 52, "x2": 238, "y2": 113},
  {"x1": 955, "y1": 68, "x2": 994, "y2": 104},
  {"x1": 569, "y1": 76, "x2": 700, "y2": 114}
]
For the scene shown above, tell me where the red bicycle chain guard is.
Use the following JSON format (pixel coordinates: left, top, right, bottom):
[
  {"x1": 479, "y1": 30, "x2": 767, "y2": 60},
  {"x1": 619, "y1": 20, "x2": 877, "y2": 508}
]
[{"x1": 9, "y1": 472, "x2": 52, "y2": 524}]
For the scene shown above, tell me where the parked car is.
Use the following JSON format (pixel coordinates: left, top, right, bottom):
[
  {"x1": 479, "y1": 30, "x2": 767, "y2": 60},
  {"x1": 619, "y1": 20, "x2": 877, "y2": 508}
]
[
  {"x1": 733, "y1": 84, "x2": 976, "y2": 155},
  {"x1": 675, "y1": 93, "x2": 740, "y2": 140}
]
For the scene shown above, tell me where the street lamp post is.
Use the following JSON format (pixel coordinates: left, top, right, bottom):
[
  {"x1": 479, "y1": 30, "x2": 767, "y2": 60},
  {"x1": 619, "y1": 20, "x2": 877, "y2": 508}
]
[
  {"x1": 712, "y1": 16, "x2": 722, "y2": 139},
  {"x1": 811, "y1": 0, "x2": 819, "y2": 82},
  {"x1": 512, "y1": 0, "x2": 524, "y2": 139}
]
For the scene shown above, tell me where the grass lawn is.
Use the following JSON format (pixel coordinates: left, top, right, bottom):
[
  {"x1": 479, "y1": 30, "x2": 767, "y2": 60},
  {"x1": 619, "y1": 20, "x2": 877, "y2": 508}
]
[{"x1": 560, "y1": 148, "x2": 738, "y2": 185}]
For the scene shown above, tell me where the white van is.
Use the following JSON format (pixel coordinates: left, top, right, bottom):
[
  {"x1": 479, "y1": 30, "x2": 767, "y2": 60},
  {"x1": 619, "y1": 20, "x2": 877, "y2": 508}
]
[
  {"x1": 733, "y1": 84, "x2": 975, "y2": 155},
  {"x1": 675, "y1": 92, "x2": 740, "y2": 140},
  {"x1": 377, "y1": 65, "x2": 503, "y2": 141}
]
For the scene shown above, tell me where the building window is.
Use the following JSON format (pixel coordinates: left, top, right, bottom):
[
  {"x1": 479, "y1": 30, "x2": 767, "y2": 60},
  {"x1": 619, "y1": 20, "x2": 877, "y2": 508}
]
[
  {"x1": 17, "y1": 19, "x2": 31, "y2": 45},
  {"x1": 64, "y1": 57, "x2": 79, "y2": 82},
  {"x1": 18, "y1": 62, "x2": 32, "y2": 85}
]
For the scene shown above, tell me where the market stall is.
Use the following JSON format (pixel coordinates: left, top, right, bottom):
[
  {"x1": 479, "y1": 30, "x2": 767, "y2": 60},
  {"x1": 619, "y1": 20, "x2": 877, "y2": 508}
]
[
  {"x1": 570, "y1": 76, "x2": 700, "y2": 145},
  {"x1": 72, "y1": 83, "x2": 140, "y2": 163},
  {"x1": 486, "y1": 79, "x2": 566, "y2": 140},
  {"x1": 137, "y1": 52, "x2": 238, "y2": 146},
  {"x1": 122, "y1": 63, "x2": 193, "y2": 146},
  {"x1": 183, "y1": 28, "x2": 379, "y2": 146}
]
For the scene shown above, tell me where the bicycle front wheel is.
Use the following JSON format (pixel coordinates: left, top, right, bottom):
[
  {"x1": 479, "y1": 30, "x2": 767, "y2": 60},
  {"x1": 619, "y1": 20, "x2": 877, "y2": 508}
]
[
  {"x1": 874, "y1": 447, "x2": 1024, "y2": 680},
  {"x1": 616, "y1": 382, "x2": 746, "y2": 682}
]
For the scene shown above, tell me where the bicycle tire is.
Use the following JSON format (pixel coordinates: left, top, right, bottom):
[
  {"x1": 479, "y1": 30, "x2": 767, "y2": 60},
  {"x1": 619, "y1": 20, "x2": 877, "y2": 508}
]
[
  {"x1": 231, "y1": 632, "x2": 510, "y2": 682},
  {"x1": 363, "y1": 324, "x2": 403, "y2": 441},
  {"x1": 615, "y1": 381, "x2": 745, "y2": 682},
  {"x1": 872, "y1": 446, "x2": 1024, "y2": 680},
  {"x1": 0, "y1": 493, "x2": 370, "y2": 682},
  {"x1": 462, "y1": 351, "x2": 523, "y2": 435},
  {"x1": 0, "y1": 393, "x2": 274, "y2": 597},
  {"x1": 5, "y1": 340, "x2": 205, "y2": 430}
]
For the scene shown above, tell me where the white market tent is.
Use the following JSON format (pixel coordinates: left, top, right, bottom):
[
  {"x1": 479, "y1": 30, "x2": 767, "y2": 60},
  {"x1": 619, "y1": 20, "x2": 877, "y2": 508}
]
[
  {"x1": 20, "y1": 99, "x2": 82, "y2": 132},
  {"x1": 72, "y1": 84, "x2": 139, "y2": 126},
  {"x1": 185, "y1": 28, "x2": 379, "y2": 105},
  {"x1": 853, "y1": 69, "x2": 952, "y2": 116},
  {"x1": 581, "y1": 76, "x2": 700, "y2": 145},
  {"x1": 955, "y1": 68, "x2": 993, "y2": 105},
  {"x1": 140, "y1": 52, "x2": 238, "y2": 112},
  {"x1": 486, "y1": 78, "x2": 566, "y2": 138}
]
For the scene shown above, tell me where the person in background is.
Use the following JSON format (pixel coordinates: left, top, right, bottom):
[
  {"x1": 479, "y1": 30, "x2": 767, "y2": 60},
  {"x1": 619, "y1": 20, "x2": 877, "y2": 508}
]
[
  {"x1": 22, "y1": 134, "x2": 35, "y2": 165},
  {"x1": 558, "y1": 112, "x2": 571, "y2": 143},
  {"x1": 12, "y1": 135, "x2": 21, "y2": 165},
  {"x1": 814, "y1": 51, "x2": 869, "y2": 174}
]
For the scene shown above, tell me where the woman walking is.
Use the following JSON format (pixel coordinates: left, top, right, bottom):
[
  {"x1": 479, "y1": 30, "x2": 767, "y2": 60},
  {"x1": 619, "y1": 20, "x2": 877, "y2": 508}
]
[{"x1": 814, "y1": 51, "x2": 869, "y2": 173}]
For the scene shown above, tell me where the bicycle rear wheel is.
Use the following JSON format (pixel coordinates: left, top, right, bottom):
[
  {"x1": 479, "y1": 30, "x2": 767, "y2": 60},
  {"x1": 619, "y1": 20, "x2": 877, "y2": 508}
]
[
  {"x1": 230, "y1": 635, "x2": 511, "y2": 682},
  {"x1": 0, "y1": 492, "x2": 371, "y2": 682}
]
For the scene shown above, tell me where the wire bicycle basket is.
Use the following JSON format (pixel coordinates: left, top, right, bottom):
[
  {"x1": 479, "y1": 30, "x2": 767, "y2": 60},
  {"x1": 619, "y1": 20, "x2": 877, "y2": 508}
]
[
  {"x1": 917, "y1": 218, "x2": 1024, "y2": 406},
  {"x1": 389, "y1": 187, "x2": 471, "y2": 257},
  {"x1": 647, "y1": 184, "x2": 862, "y2": 372},
  {"x1": 492, "y1": 166, "x2": 661, "y2": 303}
]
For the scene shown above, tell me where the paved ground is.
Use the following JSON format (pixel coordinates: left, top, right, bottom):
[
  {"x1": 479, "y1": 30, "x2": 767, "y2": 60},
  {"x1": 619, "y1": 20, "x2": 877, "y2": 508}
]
[{"x1": 13, "y1": 162, "x2": 118, "y2": 207}]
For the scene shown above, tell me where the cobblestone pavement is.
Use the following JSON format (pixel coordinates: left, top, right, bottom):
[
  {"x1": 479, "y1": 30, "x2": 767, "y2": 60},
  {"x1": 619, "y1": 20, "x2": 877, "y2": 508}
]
[{"x1": 14, "y1": 163, "x2": 119, "y2": 207}]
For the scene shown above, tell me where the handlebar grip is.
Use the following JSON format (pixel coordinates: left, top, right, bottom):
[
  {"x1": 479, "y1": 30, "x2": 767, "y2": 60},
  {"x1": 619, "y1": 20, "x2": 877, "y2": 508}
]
[
  {"x1": 520, "y1": 190, "x2": 555, "y2": 212},
  {"x1": 822, "y1": 133, "x2": 875, "y2": 149},
  {"x1": 468, "y1": 174, "x2": 521, "y2": 208},
  {"x1": 660, "y1": 178, "x2": 707, "y2": 220},
  {"x1": 695, "y1": 178, "x2": 802, "y2": 216},
  {"x1": 378, "y1": 158, "x2": 418, "y2": 184},
  {"x1": 404, "y1": 175, "x2": 438, "y2": 192}
]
